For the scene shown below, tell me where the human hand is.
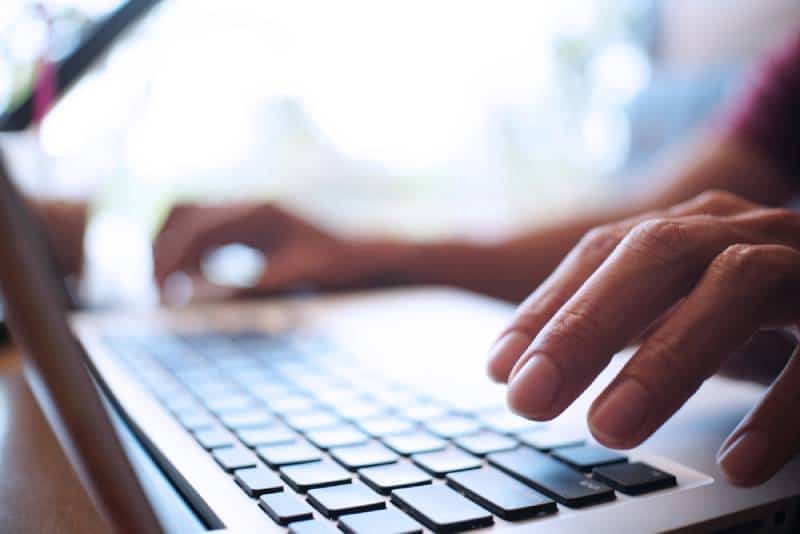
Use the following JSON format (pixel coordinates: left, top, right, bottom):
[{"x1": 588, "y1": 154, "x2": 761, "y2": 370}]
[
  {"x1": 487, "y1": 190, "x2": 800, "y2": 486},
  {"x1": 154, "y1": 202, "x2": 402, "y2": 300}
]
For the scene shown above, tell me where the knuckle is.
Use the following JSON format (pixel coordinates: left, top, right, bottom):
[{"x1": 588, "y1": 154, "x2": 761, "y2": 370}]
[
  {"x1": 707, "y1": 245, "x2": 800, "y2": 320},
  {"x1": 546, "y1": 307, "x2": 606, "y2": 349},
  {"x1": 692, "y1": 189, "x2": 746, "y2": 211},
  {"x1": 162, "y1": 204, "x2": 191, "y2": 227},
  {"x1": 710, "y1": 244, "x2": 775, "y2": 287},
  {"x1": 255, "y1": 201, "x2": 277, "y2": 214},
  {"x1": 624, "y1": 219, "x2": 689, "y2": 263},
  {"x1": 257, "y1": 202, "x2": 290, "y2": 221},
  {"x1": 575, "y1": 225, "x2": 625, "y2": 262}
]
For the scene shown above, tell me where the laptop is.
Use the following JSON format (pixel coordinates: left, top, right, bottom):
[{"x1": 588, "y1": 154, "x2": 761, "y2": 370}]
[{"x1": 1, "y1": 156, "x2": 799, "y2": 533}]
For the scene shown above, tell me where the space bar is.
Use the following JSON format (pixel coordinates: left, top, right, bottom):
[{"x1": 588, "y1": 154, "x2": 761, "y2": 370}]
[{"x1": 487, "y1": 448, "x2": 615, "y2": 508}]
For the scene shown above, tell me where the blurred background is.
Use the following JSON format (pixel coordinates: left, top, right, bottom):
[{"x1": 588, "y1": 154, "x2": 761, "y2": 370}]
[{"x1": 1, "y1": 0, "x2": 799, "y2": 308}]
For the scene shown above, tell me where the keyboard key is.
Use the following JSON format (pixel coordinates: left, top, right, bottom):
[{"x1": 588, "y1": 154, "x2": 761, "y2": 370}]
[
  {"x1": 551, "y1": 445, "x2": 627, "y2": 472},
  {"x1": 374, "y1": 389, "x2": 422, "y2": 407},
  {"x1": 234, "y1": 466, "x2": 283, "y2": 497},
  {"x1": 425, "y1": 416, "x2": 482, "y2": 439},
  {"x1": 193, "y1": 427, "x2": 235, "y2": 450},
  {"x1": 403, "y1": 402, "x2": 449, "y2": 422},
  {"x1": 259, "y1": 492, "x2": 314, "y2": 525},
  {"x1": 338, "y1": 508, "x2": 423, "y2": 534},
  {"x1": 360, "y1": 463, "x2": 432, "y2": 495},
  {"x1": 307, "y1": 482, "x2": 386, "y2": 518},
  {"x1": 359, "y1": 386, "x2": 412, "y2": 406},
  {"x1": 383, "y1": 432, "x2": 447, "y2": 456},
  {"x1": 330, "y1": 442, "x2": 399, "y2": 470},
  {"x1": 175, "y1": 409, "x2": 216, "y2": 431},
  {"x1": 280, "y1": 459, "x2": 352, "y2": 492},
  {"x1": 188, "y1": 382, "x2": 241, "y2": 398},
  {"x1": 257, "y1": 442, "x2": 322, "y2": 468},
  {"x1": 237, "y1": 426, "x2": 297, "y2": 448},
  {"x1": 285, "y1": 411, "x2": 341, "y2": 432},
  {"x1": 451, "y1": 399, "x2": 504, "y2": 414},
  {"x1": 592, "y1": 462, "x2": 677, "y2": 495},
  {"x1": 517, "y1": 427, "x2": 585, "y2": 451},
  {"x1": 391, "y1": 484, "x2": 494, "y2": 532},
  {"x1": 163, "y1": 394, "x2": 200, "y2": 413},
  {"x1": 478, "y1": 410, "x2": 543, "y2": 435},
  {"x1": 488, "y1": 448, "x2": 615, "y2": 508},
  {"x1": 313, "y1": 387, "x2": 365, "y2": 406},
  {"x1": 306, "y1": 425, "x2": 369, "y2": 449},
  {"x1": 357, "y1": 417, "x2": 417, "y2": 438},
  {"x1": 266, "y1": 395, "x2": 318, "y2": 414},
  {"x1": 289, "y1": 519, "x2": 340, "y2": 534},
  {"x1": 203, "y1": 394, "x2": 255, "y2": 415},
  {"x1": 174, "y1": 368, "x2": 220, "y2": 383},
  {"x1": 411, "y1": 449, "x2": 482, "y2": 477},
  {"x1": 219, "y1": 409, "x2": 274, "y2": 429},
  {"x1": 334, "y1": 402, "x2": 388, "y2": 421},
  {"x1": 454, "y1": 431, "x2": 518, "y2": 456},
  {"x1": 212, "y1": 447, "x2": 259, "y2": 472},
  {"x1": 446, "y1": 467, "x2": 557, "y2": 520},
  {"x1": 245, "y1": 382, "x2": 293, "y2": 400}
]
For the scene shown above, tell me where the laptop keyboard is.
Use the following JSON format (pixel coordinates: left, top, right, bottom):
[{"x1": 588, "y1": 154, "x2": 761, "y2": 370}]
[{"x1": 106, "y1": 331, "x2": 678, "y2": 533}]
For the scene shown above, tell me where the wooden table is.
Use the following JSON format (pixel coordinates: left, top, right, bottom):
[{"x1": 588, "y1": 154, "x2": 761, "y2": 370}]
[{"x1": 0, "y1": 346, "x2": 108, "y2": 533}]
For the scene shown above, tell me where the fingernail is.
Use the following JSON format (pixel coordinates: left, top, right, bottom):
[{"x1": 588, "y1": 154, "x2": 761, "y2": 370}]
[
  {"x1": 488, "y1": 331, "x2": 531, "y2": 382},
  {"x1": 718, "y1": 429, "x2": 770, "y2": 484},
  {"x1": 591, "y1": 379, "x2": 650, "y2": 441},
  {"x1": 508, "y1": 354, "x2": 561, "y2": 417}
]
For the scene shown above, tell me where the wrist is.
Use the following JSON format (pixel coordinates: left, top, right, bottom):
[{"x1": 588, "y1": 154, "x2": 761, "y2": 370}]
[
  {"x1": 356, "y1": 237, "x2": 500, "y2": 289},
  {"x1": 349, "y1": 238, "x2": 426, "y2": 286}
]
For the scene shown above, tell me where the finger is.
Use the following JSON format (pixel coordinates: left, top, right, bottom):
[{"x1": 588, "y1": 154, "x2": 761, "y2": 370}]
[
  {"x1": 154, "y1": 204, "x2": 200, "y2": 285},
  {"x1": 487, "y1": 222, "x2": 629, "y2": 382},
  {"x1": 487, "y1": 190, "x2": 756, "y2": 383},
  {"x1": 718, "y1": 342, "x2": 800, "y2": 486},
  {"x1": 154, "y1": 203, "x2": 218, "y2": 286},
  {"x1": 717, "y1": 329, "x2": 796, "y2": 385},
  {"x1": 506, "y1": 215, "x2": 752, "y2": 420},
  {"x1": 155, "y1": 203, "x2": 194, "y2": 244},
  {"x1": 505, "y1": 203, "x2": 800, "y2": 419},
  {"x1": 156, "y1": 204, "x2": 284, "y2": 289},
  {"x1": 588, "y1": 244, "x2": 800, "y2": 452},
  {"x1": 155, "y1": 216, "x2": 214, "y2": 288}
]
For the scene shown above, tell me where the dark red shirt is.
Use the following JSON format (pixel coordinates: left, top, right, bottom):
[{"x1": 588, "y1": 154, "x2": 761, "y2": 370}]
[{"x1": 726, "y1": 29, "x2": 800, "y2": 179}]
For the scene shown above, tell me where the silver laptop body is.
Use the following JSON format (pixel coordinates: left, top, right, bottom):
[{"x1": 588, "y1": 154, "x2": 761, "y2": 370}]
[{"x1": 71, "y1": 290, "x2": 800, "y2": 533}]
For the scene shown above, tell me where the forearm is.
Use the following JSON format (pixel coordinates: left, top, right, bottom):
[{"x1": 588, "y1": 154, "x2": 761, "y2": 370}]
[
  {"x1": 374, "y1": 134, "x2": 797, "y2": 303},
  {"x1": 631, "y1": 132, "x2": 796, "y2": 211},
  {"x1": 382, "y1": 213, "x2": 618, "y2": 302}
]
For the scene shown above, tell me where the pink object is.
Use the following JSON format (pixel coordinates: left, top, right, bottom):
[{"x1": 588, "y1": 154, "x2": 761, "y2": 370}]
[
  {"x1": 725, "y1": 28, "x2": 800, "y2": 178},
  {"x1": 33, "y1": 58, "x2": 57, "y2": 125}
]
